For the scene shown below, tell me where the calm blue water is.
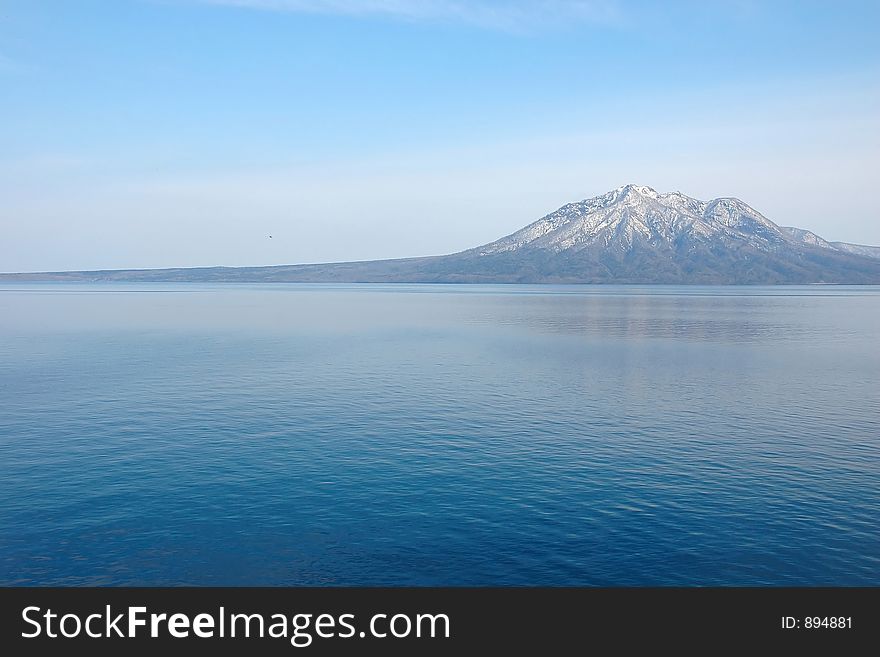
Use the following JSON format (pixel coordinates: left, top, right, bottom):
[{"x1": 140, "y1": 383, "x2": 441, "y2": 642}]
[{"x1": 1, "y1": 283, "x2": 878, "y2": 586}]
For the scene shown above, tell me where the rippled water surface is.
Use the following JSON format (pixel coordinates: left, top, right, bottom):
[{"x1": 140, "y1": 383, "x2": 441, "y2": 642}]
[{"x1": 1, "y1": 283, "x2": 878, "y2": 585}]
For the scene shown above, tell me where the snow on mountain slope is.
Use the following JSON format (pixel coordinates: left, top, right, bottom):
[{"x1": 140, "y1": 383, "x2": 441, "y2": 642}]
[
  {"x1": 781, "y1": 226, "x2": 835, "y2": 249},
  {"x1": 830, "y1": 242, "x2": 880, "y2": 259},
  {"x1": 782, "y1": 227, "x2": 880, "y2": 260},
  {"x1": 478, "y1": 184, "x2": 792, "y2": 255}
]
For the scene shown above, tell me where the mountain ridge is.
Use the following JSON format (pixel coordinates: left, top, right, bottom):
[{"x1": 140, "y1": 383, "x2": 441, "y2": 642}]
[{"x1": 4, "y1": 184, "x2": 880, "y2": 284}]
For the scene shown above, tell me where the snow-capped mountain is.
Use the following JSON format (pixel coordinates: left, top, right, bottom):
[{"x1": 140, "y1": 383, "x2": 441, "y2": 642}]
[
  {"x1": 781, "y1": 226, "x2": 880, "y2": 260},
  {"x1": 434, "y1": 183, "x2": 880, "y2": 283},
  {"x1": 4, "y1": 184, "x2": 880, "y2": 284},
  {"x1": 779, "y1": 226, "x2": 836, "y2": 250},
  {"x1": 475, "y1": 184, "x2": 789, "y2": 256}
]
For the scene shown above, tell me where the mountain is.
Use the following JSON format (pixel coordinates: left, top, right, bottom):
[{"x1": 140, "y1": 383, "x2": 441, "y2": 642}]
[
  {"x1": 4, "y1": 184, "x2": 880, "y2": 284},
  {"x1": 828, "y1": 242, "x2": 880, "y2": 260},
  {"x1": 781, "y1": 227, "x2": 880, "y2": 260}
]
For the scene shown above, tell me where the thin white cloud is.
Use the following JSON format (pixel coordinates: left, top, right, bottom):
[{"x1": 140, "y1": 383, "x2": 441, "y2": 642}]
[{"x1": 194, "y1": 0, "x2": 622, "y2": 31}]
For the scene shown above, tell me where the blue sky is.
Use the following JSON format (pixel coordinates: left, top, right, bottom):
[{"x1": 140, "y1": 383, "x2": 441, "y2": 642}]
[{"x1": 2, "y1": 0, "x2": 879, "y2": 271}]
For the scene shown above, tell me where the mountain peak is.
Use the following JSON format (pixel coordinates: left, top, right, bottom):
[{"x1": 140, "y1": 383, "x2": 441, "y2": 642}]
[
  {"x1": 619, "y1": 183, "x2": 657, "y2": 193},
  {"x1": 612, "y1": 184, "x2": 659, "y2": 200},
  {"x1": 478, "y1": 185, "x2": 788, "y2": 257},
  {"x1": 456, "y1": 185, "x2": 880, "y2": 282}
]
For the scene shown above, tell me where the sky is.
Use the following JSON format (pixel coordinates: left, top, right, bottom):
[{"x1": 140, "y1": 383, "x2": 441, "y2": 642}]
[{"x1": 1, "y1": 0, "x2": 879, "y2": 272}]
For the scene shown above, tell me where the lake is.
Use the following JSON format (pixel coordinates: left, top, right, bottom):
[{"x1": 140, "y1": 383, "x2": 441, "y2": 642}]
[{"x1": 1, "y1": 283, "x2": 878, "y2": 585}]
